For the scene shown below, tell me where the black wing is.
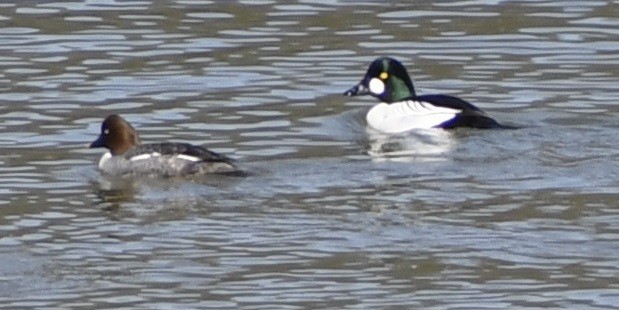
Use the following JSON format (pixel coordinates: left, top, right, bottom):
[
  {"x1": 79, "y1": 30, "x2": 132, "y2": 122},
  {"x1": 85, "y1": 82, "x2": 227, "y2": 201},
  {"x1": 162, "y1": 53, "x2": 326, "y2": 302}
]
[
  {"x1": 415, "y1": 94, "x2": 508, "y2": 129},
  {"x1": 125, "y1": 143, "x2": 236, "y2": 164},
  {"x1": 416, "y1": 94, "x2": 485, "y2": 113}
]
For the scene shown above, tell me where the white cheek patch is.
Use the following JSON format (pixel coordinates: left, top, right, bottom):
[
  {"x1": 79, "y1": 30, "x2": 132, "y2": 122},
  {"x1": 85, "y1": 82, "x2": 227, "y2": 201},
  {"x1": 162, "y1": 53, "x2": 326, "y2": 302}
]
[
  {"x1": 176, "y1": 154, "x2": 201, "y2": 162},
  {"x1": 368, "y1": 78, "x2": 385, "y2": 95},
  {"x1": 130, "y1": 152, "x2": 161, "y2": 161}
]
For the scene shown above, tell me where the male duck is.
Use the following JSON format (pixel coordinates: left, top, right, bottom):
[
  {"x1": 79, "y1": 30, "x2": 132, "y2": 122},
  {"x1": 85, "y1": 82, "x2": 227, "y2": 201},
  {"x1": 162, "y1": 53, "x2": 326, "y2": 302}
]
[
  {"x1": 90, "y1": 114, "x2": 240, "y2": 177},
  {"x1": 344, "y1": 57, "x2": 509, "y2": 133}
]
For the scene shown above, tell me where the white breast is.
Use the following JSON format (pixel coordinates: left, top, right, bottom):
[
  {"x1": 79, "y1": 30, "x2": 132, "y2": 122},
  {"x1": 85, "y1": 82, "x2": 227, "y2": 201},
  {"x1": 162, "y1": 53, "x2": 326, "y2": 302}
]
[
  {"x1": 98, "y1": 152, "x2": 113, "y2": 169},
  {"x1": 366, "y1": 100, "x2": 460, "y2": 133}
]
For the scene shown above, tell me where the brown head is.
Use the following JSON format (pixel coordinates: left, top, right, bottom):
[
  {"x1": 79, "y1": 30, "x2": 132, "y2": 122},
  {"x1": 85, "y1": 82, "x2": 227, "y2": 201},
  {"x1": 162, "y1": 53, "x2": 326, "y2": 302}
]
[{"x1": 89, "y1": 114, "x2": 141, "y2": 155}]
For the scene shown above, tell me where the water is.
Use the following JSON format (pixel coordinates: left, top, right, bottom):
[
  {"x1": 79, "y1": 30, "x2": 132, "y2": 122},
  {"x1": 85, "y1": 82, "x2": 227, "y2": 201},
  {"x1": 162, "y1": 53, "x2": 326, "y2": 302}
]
[{"x1": 1, "y1": 0, "x2": 618, "y2": 308}]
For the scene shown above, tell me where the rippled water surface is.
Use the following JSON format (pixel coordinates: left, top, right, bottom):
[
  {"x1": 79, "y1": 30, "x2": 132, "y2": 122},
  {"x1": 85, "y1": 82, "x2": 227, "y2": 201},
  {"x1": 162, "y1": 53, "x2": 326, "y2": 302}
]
[{"x1": 1, "y1": 0, "x2": 618, "y2": 308}]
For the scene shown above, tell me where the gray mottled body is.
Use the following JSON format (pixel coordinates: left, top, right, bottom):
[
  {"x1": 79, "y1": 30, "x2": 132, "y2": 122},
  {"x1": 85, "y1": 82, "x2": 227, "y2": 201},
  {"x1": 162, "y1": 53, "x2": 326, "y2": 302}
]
[
  {"x1": 90, "y1": 115, "x2": 242, "y2": 177},
  {"x1": 98, "y1": 143, "x2": 240, "y2": 177}
]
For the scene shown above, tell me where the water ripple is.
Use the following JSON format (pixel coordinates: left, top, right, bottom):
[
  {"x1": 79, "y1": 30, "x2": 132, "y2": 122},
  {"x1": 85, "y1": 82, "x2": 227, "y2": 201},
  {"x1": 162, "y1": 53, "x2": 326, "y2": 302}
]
[{"x1": 0, "y1": 0, "x2": 618, "y2": 308}]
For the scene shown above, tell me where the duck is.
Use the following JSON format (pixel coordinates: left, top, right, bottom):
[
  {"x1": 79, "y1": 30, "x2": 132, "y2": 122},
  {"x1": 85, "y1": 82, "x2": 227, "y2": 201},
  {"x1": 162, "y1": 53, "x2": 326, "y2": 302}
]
[
  {"x1": 89, "y1": 114, "x2": 241, "y2": 177},
  {"x1": 343, "y1": 57, "x2": 510, "y2": 133}
]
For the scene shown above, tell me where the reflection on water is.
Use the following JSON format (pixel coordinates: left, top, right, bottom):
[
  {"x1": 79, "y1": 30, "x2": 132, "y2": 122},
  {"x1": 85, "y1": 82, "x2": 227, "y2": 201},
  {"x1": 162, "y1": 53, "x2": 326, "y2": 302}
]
[
  {"x1": 365, "y1": 128, "x2": 456, "y2": 162},
  {"x1": 1, "y1": 0, "x2": 619, "y2": 308}
]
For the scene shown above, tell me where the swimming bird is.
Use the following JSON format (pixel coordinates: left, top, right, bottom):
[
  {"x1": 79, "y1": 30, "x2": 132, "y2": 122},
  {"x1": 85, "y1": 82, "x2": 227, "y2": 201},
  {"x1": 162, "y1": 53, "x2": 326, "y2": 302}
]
[
  {"x1": 89, "y1": 114, "x2": 240, "y2": 177},
  {"x1": 344, "y1": 57, "x2": 509, "y2": 133}
]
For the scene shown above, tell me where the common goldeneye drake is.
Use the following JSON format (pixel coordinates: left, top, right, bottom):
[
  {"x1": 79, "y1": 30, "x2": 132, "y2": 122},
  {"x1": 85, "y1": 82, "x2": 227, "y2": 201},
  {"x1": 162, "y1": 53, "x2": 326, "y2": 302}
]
[
  {"x1": 89, "y1": 114, "x2": 240, "y2": 177},
  {"x1": 344, "y1": 57, "x2": 509, "y2": 133}
]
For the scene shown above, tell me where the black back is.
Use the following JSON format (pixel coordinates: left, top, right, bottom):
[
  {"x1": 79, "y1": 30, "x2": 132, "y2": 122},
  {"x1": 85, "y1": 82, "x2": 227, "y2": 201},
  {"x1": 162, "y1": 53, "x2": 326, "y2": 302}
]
[{"x1": 123, "y1": 142, "x2": 236, "y2": 165}]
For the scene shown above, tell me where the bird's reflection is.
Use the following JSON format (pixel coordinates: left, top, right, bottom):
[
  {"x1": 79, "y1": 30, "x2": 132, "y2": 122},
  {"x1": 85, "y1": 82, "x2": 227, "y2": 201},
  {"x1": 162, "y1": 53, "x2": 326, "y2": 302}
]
[
  {"x1": 90, "y1": 176, "x2": 139, "y2": 213},
  {"x1": 90, "y1": 172, "x2": 247, "y2": 221},
  {"x1": 365, "y1": 128, "x2": 457, "y2": 162}
]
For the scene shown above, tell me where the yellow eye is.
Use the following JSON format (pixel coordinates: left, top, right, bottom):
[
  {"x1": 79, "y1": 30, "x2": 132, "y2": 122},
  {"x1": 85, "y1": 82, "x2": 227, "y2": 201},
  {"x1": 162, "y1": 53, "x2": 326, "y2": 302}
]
[{"x1": 379, "y1": 72, "x2": 389, "y2": 80}]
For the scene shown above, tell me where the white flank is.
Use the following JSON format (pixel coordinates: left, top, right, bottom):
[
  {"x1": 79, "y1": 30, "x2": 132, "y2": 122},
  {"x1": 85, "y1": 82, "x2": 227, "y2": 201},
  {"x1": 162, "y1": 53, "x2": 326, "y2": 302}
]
[
  {"x1": 366, "y1": 100, "x2": 460, "y2": 133},
  {"x1": 98, "y1": 152, "x2": 112, "y2": 169},
  {"x1": 368, "y1": 78, "x2": 385, "y2": 95},
  {"x1": 176, "y1": 154, "x2": 201, "y2": 162},
  {"x1": 130, "y1": 152, "x2": 161, "y2": 161}
]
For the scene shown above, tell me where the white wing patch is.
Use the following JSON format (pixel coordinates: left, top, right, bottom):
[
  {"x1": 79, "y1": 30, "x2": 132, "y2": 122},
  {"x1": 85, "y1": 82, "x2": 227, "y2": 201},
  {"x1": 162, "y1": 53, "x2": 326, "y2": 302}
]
[
  {"x1": 176, "y1": 154, "x2": 201, "y2": 162},
  {"x1": 130, "y1": 152, "x2": 161, "y2": 161},
  {"x1": 366, "y1": 100, "x2": 460, "y2": 133},
  {"x1": 129, "y1": 152, "x2": 200, "y2": 163}
]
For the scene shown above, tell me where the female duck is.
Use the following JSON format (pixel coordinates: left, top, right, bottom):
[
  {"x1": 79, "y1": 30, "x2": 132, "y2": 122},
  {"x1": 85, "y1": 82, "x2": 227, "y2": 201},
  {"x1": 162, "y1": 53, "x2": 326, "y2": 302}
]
[
  {"x1": 90, "y1": 114, "x2": 240, "y2": 177},
  {"x1": 344, "y1": 57, "x2": 509, "y2": 133}
]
